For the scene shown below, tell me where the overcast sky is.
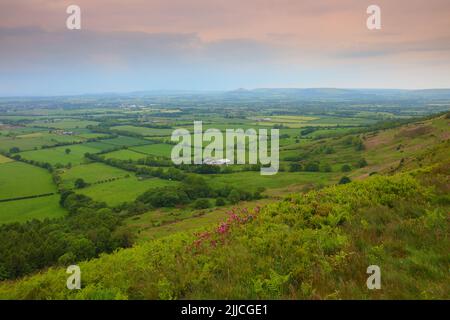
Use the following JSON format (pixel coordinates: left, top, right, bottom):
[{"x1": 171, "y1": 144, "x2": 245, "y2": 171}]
[{"x1": 1, "y1": 0, "x2": 450, "y2": 96}]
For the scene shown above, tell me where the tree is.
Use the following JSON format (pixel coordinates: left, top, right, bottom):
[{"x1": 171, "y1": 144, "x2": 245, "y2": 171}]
[
  {"x1": 138, "y1": 187, "x2": 189, "y2": 207},
  {"x1": 9, "y1": 147, "x2": 20, "y2": 153},
  {"x1": 182, "y1": 176, "x2": 210, "y2": 199},
  {"x1": 68, "y1": 237, "x2": 96, "y2": 261},
  {"x1": 339, "y1": 176, "x2": 351, "y2": 184},
  {"x1": 57, "y1": 252, "x2": 76, "y2": 266},
  {"x1": 74, "y1": 178, "x2": 87, "y2": 189},
  {"x1": 60, "y1": 190, "x2": 74, "y2": 206},
  {"x1": 65, "y1": 148, "x2": 71, "y2": 155}
]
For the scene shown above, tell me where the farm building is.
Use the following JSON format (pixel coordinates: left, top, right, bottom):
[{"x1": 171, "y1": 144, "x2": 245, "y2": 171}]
[{"x1": 203, "y1": 158, "x2": 231, "y2": 165}]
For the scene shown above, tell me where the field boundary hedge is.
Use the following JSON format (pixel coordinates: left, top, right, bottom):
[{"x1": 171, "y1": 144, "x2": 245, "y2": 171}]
[{"x1": 0, "y1": 192, "x2": 56, "y2": 203}]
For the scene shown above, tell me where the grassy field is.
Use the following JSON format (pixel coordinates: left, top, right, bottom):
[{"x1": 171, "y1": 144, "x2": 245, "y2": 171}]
[
  {"x1": 246, "y1": 115, "x2": 377, "y2": 128},
  {"x1": 77, "y1": 176, "x2": 179, "y2": 206},
  {"x1": 101, "y1": 136, "x2": 150, "y2": 147},
  {"x1": 129, "y1": 143, "x2": 173, "y2": 157},
  {"x1": 0, "y1": 154, "x2": 13, "y2": 164},
  {"x1": 111, "y1": 125, "x2": 174, "y2": 137},
  {"x1": 0, "y1": 162, "x2": 56, "y2": 200},
  {"x1": 75, "y1": 132, "x2": 110, "y2": 139},
  {"x1": 248, "y1": 115, "x2": 318, "y2": 128},
  {"x1": 28, "y1": 119, "x2": 99, "y2": 129},
  {"x1": 103, "y1": 149, "x2": 147, "y2": 161},
  {"x1": 59, "y1": 163, "x2": 131, "y2": 189},
  {"x1": 0, "y1": 195, "x2": 66, "y2": 225},
  {"x1": 0, "y1": 133, "x2": 84, "y2": 152},
  {"x1": 0, "y1": 125, "x2": 45, "y2": 136},
  {"x1": 206, "y1": 171, "x2": 333, "y2": 191},
  {"x1": 19, "y1": 142, "x2": 112, "y2": 165}
]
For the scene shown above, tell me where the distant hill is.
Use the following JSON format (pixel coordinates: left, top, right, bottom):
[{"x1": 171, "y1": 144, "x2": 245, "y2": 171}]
[
  {"x1": 225, "y1": 88, "x2": 450, "y2": 100},
  {"x1": 3, "y1": 88, "x2": 450, "y2": 101}
]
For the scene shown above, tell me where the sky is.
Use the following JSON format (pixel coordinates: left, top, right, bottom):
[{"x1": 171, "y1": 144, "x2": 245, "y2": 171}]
[{"x1": 1, "y1": 0, "x2": 450, "y2": 96}]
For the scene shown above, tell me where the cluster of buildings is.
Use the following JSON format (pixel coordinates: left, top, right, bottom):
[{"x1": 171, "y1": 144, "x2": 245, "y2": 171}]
[{"x1": 52, "y1": 130, "x2": 75, "y2": 136}]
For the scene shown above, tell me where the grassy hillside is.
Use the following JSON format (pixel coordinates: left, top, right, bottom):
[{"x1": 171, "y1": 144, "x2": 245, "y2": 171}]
[{"x1": 0, "y1": 161, "x2": 447, "y2": 299}]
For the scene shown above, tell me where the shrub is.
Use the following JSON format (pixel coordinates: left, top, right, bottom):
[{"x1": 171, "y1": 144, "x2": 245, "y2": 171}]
[
  {"x1": 304, "y1": 162, "x2": 320, "y2": 172},
  {"x1": 358, "y1": 158, "x2": 368, "y2": 168},
  {"x1": 339, "y1": 176, "x2": 351, "y2": 184},
  {"x1": 193, "y1": 198, "x2": 211, "y2": 209},
  {"x1": 227, "y1": 189, "x2": 241, "y2": 204},
  {"x1": 289, "y1": 163, "x2": 302, "y2": 172},
  {"x1": 215, "y1": 198, "x2": 226, "y2": 206},
  {"x1": 74, "y1": 178, "x2": 87, "y2": 189}
]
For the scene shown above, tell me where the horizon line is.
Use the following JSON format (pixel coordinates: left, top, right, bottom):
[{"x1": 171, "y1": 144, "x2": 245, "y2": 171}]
[{"x1": 2, "y1": 87, "x2": 450, "y2": 99}]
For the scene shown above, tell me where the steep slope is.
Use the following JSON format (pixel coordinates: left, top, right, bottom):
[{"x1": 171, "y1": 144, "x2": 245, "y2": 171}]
[{"x1": 356, "y1": 114, "x2": 449, "y2": 178}]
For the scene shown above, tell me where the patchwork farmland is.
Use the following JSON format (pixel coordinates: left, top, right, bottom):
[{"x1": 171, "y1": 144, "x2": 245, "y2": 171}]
[{"x1": 0, "y1": 92, "x2": 448, "y2": 300}]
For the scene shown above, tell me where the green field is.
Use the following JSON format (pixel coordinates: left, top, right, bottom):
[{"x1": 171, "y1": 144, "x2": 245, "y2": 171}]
[
  {"x1": 248, "y1": 115, "x2": 318, "y2": 128},
  {"x1": 19, "y1": 142, "x2": 112, "y2": 165},
  {"x1": 0, "y1": 132, "x2": 85, "y2": 152},
  {"x1": 111, "y1": 125, "x2": 174, "y2": 136},
  {"x1": 0, "y1": 125, "x2": 45, "y2": 136},
  {"x1": 102, "y1": 136, "x2": 150, "y2": 147},
  {"x1": 0, "y1": 162, "x2": 56, "y2": 200},
  {"x1": 103, "y1": 149, "x2": 146, "y2": 161},
  {"x1": 59, "y1": 163, "x2": 131, "y2": 189},
  {"x1": 75, "y1": 132, "x2": 110, "y2": 139},
  {"x1": 0, "y1": 195, "x2": 66, "y2": 225},
  {"x1": 0, "y1": 154, "x2": 13, "y2": 164},
  {"x1": 28, "y1": 119, "x2": 99, "y2": 129},
  {"x1": 129, "y1": 143, "x2": 173, "y2": 157},
  {"x1": 205, "y1": 171, "x2": 333, "y2": 191},
  {"x1": 77, "y1": 176, "x2": 179, "y2": 206}
]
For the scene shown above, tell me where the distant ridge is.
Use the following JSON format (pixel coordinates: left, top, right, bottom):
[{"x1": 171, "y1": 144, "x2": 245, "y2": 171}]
[
  {"x1": 2, "y1": 88, "x2": 450, "y2": 100},
  {"x1": 224, "y1": 88, "x2": 450, "y2": 100}
]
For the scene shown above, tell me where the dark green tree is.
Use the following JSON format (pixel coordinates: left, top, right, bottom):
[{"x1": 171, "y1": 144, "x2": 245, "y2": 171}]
[{"x1": 74, "y1": 178, "x2": 87, "y2": 189}]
